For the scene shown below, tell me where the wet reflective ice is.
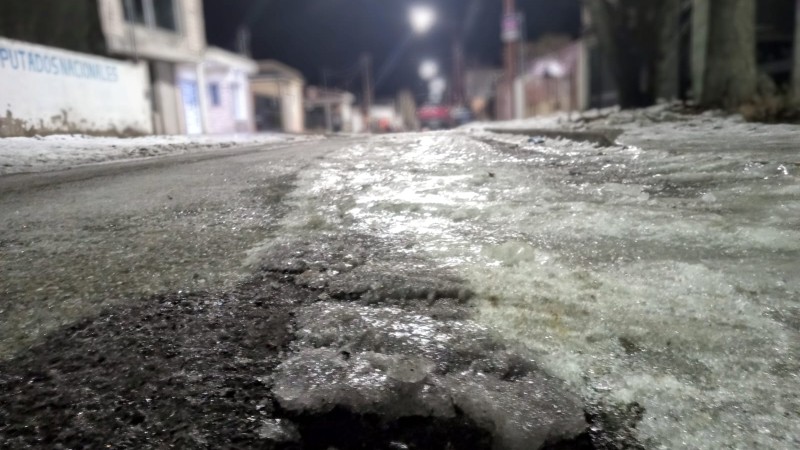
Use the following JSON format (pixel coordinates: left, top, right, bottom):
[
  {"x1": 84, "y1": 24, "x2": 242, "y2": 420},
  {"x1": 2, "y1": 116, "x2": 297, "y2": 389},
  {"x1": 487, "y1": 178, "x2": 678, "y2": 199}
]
[{"x1": 282, "y1": 127, "x2": 800, "y2": 449}]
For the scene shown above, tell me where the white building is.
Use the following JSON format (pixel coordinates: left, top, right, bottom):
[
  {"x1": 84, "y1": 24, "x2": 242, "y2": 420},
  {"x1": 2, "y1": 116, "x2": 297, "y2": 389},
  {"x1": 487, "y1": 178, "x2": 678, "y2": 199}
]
[
  {"x1": 250, "y1": 60, "x2": 305, "y2": 133},
  {"x1": 305, "y1": 87, "x2": 356, "y2": 133},
  {"x1": 98, "y1": 0, "x2": 210, "y2": 135},
  {"x1": 203, "y1": 47, "x2": 258, "y2": 134},
  {"x1": 0, "y1": 0, "x2": 259, "y2": 137}
]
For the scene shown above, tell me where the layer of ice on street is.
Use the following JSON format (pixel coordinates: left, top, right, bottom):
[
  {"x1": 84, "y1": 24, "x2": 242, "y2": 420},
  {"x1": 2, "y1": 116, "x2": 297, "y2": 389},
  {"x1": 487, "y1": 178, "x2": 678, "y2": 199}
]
[{"x1": 282, "y1": 117, "x2": 800, "y2": 448}]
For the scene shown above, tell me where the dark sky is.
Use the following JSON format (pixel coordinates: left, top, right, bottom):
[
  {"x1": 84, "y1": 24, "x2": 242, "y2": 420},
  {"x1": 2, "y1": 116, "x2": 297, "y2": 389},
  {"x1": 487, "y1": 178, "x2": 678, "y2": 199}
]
[{"x1": 203, "y1": 0, "x2": 580, "y2": 99}]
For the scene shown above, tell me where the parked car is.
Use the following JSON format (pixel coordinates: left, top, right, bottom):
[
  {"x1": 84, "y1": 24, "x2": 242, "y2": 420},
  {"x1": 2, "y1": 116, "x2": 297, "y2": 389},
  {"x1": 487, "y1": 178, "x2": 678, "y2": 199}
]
[
  {"x1": 450, "y1": 106, "x2": 474, "y2": 126},
  {"x1": 417, "y1": 104, "x2": 452, "y2": 130}
]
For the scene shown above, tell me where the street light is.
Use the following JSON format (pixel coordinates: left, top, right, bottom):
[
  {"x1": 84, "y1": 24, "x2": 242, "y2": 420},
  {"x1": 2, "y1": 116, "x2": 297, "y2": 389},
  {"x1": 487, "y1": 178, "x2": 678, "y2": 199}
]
[
  {"x1": 418, "y1": 59, "x2": 439, "y2": 80},
  {"x1": 409, "y1": 5, "x2": 436, "y2": 35}
]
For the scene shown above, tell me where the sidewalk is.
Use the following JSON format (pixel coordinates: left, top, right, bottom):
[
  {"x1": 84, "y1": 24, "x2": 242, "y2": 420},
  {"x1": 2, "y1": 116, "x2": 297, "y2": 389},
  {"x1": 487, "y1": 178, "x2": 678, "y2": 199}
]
[
  {"x1": 471, "y1": 103, "x2": 800, "y2": 157},
  {"x1": 0, "y1": 133, "x2": 320, "y2": 176}
]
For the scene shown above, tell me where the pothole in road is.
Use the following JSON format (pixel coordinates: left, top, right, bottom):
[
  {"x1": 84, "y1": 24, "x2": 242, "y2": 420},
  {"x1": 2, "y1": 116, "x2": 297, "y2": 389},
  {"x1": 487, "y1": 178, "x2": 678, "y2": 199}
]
[{"x1": 0, "y1": 233, "x2": 643, "y2": 449}]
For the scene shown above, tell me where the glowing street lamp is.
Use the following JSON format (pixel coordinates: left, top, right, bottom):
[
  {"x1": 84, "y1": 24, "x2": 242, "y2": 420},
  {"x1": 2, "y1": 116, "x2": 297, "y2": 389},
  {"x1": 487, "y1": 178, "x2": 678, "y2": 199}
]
[
  {"x1": 418, "y1": 59, "x2": 439, "y2": 80},
  {"x1": 409, "y1": 5, "x2": 436, "y2": 35}
]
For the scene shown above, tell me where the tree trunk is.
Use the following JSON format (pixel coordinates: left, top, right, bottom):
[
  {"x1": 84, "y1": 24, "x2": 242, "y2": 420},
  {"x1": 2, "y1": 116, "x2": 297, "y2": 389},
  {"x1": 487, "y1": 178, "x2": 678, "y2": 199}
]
[
  {"x1": 793, "y1": 0, "x2": 800, "y2": 105},
  {"x1": 697, "y1": 0, "x2": 757, "y2": 107},
  {"x1": 585, "y1": 0, "x2": 657, "y2": 108},
  {"x1": 657, "y1": 0, "x2": 682, "y2": 101}
]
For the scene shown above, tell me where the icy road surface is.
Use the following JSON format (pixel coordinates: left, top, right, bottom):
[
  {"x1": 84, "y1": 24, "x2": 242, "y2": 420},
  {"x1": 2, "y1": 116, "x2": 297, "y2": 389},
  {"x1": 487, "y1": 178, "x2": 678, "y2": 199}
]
[{"x1": 282, "y1": 130, "x2": 800, "y2": 448}]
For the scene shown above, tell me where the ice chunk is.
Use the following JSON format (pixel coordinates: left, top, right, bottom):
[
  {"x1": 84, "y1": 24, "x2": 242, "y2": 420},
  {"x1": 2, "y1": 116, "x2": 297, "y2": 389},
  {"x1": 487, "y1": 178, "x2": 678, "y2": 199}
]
[
  {"x1": 275, "y1": 303, "x2": 588, "y2": 447},
  {"x1": 256, "y1": 419, "x2": 300, "y2": 443},
  {"x1": 447, "y1": 373, "x2": 587, "y2": 450},
  {"x1": 293, "y1": 304, "x2": 500, "y2": 373},
  {"x1": 273, "y1": 348, "x2": 454, "y2": 419},
  {"x1": 273, "y1": 350, "x2": 587, "y2": 448}
]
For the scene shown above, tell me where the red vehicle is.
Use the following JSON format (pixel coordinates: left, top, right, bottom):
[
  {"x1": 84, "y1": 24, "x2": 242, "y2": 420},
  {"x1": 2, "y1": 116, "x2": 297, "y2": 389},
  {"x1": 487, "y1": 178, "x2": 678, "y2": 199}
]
[{"x1": 417, "y1": 104, "x2": 452, "y2": 130}]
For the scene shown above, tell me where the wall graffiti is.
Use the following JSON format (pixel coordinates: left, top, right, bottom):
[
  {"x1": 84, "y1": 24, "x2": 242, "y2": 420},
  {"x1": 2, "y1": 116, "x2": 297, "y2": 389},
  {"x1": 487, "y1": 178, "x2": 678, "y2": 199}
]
[{"x1": 0, "y1": 44, "x2": 119, "y2": 82}]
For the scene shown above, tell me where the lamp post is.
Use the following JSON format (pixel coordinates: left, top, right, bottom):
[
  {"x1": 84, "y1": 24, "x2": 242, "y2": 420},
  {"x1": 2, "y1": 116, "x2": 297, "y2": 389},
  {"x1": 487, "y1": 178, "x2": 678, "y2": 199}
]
[
  {"x1": 361, "y1": 54, "x2": 373, "y2": 132},
  {"x1": 502, "y1": 0, "x2": 521, "y2": 120},
  {"x1": 364, "y1": 4, "x2": 438, "y2": 131},
  {"x1": 409, "y1": 5, "x2": 437, "y2": 35},
  {"x1": 419, "y1": 59, "x2": 439, "y2": 80}
]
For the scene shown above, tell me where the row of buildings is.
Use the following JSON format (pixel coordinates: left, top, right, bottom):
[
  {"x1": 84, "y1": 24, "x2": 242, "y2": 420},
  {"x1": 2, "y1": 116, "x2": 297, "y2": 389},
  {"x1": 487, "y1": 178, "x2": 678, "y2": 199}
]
[{"x1": 0, "y1": 0, "x2": 359, "y2": 137}]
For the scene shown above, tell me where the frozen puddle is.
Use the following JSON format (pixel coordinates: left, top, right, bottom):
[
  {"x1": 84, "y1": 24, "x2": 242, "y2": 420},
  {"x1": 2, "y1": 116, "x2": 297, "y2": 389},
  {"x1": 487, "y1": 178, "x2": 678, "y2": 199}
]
[
  {"x1": 284, "y1": 130, "x2": 800, "y2": 448},
  {"x1": 273, "y1": 304, "x2": 587, "y2": 449}
]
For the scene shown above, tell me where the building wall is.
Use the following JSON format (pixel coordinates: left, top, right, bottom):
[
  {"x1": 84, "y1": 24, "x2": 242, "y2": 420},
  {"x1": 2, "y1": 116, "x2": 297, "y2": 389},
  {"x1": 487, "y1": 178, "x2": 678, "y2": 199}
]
[
  {"x1": 282, "y1": 79, "x2": 304, "y2": 133},
  {"x1": 251, "y1": 78, "x2": 305, "y2": 133},
  {"x1": 522, "y1": 41, "x2": 585, "y2": 116},
  {"x1": 175, "y1": 63, "x2": 204, "y2": 135},
  {"x1": 96, "y1": 0, "x2": 210, "y2": 135},
  {"x1": 150, "y1": 61, "x2": 182, "y2": 135},
  {"x1": 98, "y1": 0, "x2": 205, "y2": 62},
  {"x1": 0, "y1": 37, "x2": 152, "y2": 137},
  {"x1": 205, "y1": 68, "x2": 254, "y2": 134}
]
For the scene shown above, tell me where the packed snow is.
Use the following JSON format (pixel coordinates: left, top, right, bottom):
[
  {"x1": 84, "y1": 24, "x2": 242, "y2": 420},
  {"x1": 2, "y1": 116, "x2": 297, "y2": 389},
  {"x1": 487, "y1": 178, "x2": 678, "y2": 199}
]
[
  {"x1": 276, "y1": 114, "x2": 800, "y2": 448},
  {"x1": 0, "y1": 133, "x2": 316, "y2": 175}
]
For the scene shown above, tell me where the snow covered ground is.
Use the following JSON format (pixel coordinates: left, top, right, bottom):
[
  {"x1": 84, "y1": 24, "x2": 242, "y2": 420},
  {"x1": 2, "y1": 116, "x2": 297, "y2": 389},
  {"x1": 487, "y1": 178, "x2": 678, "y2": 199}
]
[
  {"x1": 0, "y1": 133, "x2": 316, "y2": 175},
  {"x1": 471, "y1": 103, "x2": 800, "y2": 156},
  {"x1": 276, "y1": 113, "x2": 800, "y2": 448}
]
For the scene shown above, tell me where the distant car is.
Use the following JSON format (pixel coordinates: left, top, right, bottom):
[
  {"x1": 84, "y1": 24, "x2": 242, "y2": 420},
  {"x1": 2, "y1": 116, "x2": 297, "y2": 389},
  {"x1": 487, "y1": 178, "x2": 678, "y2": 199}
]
[{"x1": 417, "y1": 104, "x2": 452, "y2": 130}]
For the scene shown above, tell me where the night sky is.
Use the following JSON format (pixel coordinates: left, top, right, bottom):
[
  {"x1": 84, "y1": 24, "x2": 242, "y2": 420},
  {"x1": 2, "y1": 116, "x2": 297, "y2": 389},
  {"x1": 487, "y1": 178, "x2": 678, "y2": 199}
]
[{"x1": 203, "y1": 0, "x2": 580, "y2": 100}]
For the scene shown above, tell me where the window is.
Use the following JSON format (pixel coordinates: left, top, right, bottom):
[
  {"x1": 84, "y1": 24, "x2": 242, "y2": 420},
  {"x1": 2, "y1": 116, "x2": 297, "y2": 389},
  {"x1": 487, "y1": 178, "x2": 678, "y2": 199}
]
[
  {"x1": 123, "y1": 0, "x2": 146, "y2": 25},
  {"x1": 153, "y1": 0, "x2": 178, "y2": 31},
  {"x1": 122, "y1": 0, "x2": 179, "y2": 32},
  {"x1": 209, "y1": 83, "x2": 221, "y2": 107}
]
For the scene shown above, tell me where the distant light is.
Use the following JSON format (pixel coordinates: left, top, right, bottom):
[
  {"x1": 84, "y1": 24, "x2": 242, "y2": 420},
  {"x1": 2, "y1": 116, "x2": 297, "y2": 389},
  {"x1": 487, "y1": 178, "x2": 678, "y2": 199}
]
[
  {"x1": 418, "y1": 60, "x2": 439, "y2": 80},
  {"x1": 429, "y1": 77, "x2": 447, "y2": 103},
  {"x1": 409, "y1": 5, "x2": 436, "y2": 35}
]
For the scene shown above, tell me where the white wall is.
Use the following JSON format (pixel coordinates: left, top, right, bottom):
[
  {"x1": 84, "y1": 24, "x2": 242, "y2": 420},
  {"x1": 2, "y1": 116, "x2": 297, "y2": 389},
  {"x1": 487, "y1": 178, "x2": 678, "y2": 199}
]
[
  {"x1": 175, "y1": 64, "x2": 204, "y2": 135},
  {"x1": 205, "y1": 69, "x2": 253, "y2": 134},
  {"x1": 151, "y1": 61, "x2": 182, "y2": 135},
  {"x1": 282, "y1": 79, "x2": 305, "y2": 133},
  {"x1": 0, "y1": 37, "x2": 152, "y2": 136}
]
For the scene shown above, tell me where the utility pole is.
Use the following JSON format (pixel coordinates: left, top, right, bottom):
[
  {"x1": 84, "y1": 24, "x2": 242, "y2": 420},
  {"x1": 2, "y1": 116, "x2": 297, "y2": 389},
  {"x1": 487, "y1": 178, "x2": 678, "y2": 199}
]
[
  {"x1": 503, "y1": 0, "x2": 518, "y2": 79},
  {"x1": 322, "y1": 68, "x2": 333, "y2": 133},
  {"x1": 502, "y1": 0, "x2": 520, "y2": 120},
  {"x1": 452, "y1": 35, "x2": 465, "y2": 106},
  {"x1": 236, "y1": 26, "x2": 252, "y2": 57},
  {"x1": 361, "y1": 54, "x2": 373, "y2": 132}
]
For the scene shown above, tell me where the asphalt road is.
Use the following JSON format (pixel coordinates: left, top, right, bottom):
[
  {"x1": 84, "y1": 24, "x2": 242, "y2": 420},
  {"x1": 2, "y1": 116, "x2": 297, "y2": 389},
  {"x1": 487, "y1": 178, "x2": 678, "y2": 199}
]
[
  {"x1": 0, "y1": 134, "x2": 598, "y2": 449},
  {"x1": 0, "y1": 138, "x2": 343, "y2": 359}
]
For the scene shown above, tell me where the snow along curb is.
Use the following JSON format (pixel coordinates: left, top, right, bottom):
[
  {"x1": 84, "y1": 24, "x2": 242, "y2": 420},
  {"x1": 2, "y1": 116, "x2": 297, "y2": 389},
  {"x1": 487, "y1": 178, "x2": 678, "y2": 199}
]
[{"x1": 0, "y1": 133, "x2": 322, "y2": 176}]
